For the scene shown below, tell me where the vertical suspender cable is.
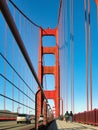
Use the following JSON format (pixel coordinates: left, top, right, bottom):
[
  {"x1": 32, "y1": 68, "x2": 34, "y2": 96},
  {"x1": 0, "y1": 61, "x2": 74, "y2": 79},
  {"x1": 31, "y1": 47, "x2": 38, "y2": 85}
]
[
  {"x1": 29, "y1": 23, "x2": 32, "y2": 113},
  {"x1": 26, "y1": 85, "x2": 28, "y2": 114},
  {"x1": 0, "y1": 0, "x2": 48, "y2": 101},
  {"x1": 26, "y1": 22, "x2": 28, "y2": 114},
  {"x1": 84, "y1": 0, "x2": 89, "y2": 111},
  {"x1": 59, "y1": 0, "x2": 63, "y2": 115},
  {"x1": 64, "y1": 0, "x2": 68, "y2": 112},
  {"x1": 61, "y1": 0, "x2": 63, "y2": 115},
  {"x1": 12, "y1": 7, "x2": 16, "y2": 112},
  {"x1": 62, "y1": 1, "x2": 64, "y2": 115},
  {"x1": 18, "y1": 13, "x2": 22, "y2": 112},
  {"x1": 23, "y1": 76, "x2": 24, "y2": 113},
  {"x1": 70, "y1": 0, "x2": 72, "y2": 112},
  {"x1": 90, "y1": 30, "x2": 92, "y2": 111},
  {"x1": 4, "y1": 0, "x2": 8, "y2": 110},
  {"x1": 23, "y1": 17, "x2": 26, "y2": 113},
  {"x1": 4, "y1": 16, "x2": 8, "y2": 111},
  {"x1": 88, "y1": 0, "x2": 92, "y2": 111},
  {"x1": 72, "y1": 0, "x2": 74, "y2": 114},
  {"x1": 70, "y1": 0, "x2": 74, "y2": 113},
  {"x1": 18, "y1": 53, "x2": 20, "y2": 112}
]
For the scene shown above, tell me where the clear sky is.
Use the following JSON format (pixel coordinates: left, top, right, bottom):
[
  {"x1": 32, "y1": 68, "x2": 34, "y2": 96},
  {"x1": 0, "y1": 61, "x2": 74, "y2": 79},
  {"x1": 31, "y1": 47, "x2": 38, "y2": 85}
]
[
  {"x1": 13, "y1": 0, "x2": 60, "y2": 28},
  {"x1": 0, "y1": 0, "x2": 98, "y2": 114}
]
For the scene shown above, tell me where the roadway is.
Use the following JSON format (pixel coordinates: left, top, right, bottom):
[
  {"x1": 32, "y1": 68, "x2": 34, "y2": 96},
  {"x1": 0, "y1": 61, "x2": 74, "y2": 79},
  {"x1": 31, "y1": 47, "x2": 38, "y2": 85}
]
[
  {"x1": 1, "y1": 120, "x2": 98, "y2": 130},
  {"x1": 0, "y1": 121, "x2": 35, "y2": 130}
]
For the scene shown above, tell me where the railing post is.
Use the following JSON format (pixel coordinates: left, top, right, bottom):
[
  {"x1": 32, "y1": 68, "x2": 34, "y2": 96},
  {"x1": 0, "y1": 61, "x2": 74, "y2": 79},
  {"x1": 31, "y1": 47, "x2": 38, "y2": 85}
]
[{"x1": 35, "y1": 90, "x2": 41, "y2": 130}]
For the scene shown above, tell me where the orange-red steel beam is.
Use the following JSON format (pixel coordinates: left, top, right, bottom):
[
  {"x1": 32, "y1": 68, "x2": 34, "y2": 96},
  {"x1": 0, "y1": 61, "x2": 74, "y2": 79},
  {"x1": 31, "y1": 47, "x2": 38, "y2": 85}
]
[
  {"x1": 42, "y1": 28, "x2": 57, "y2": 36},
  {"x1": 43, "y1": 66, "x2": 55, "y2": 75},
  {"x1": 95, "y1": 0, "x2": 98, "y2": 6},
  {"x1": 43, "y1": 46, "x2": 57, "y2": 55},
  {"x1": 44, "y1": 90, "x2": 56, "y2": 99},
  {"x1": 38, "y1": 27, "x2": 60, "y2": 117}
]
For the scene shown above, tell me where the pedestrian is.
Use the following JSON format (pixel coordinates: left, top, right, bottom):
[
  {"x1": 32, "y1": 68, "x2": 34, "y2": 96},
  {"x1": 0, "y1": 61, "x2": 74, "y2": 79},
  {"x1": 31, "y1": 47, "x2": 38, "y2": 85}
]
[
  {"x1": 69, "y1": 111, "x2": 73, "y2": 122},
  {"x1": 65, "y1": 111, "x2": 69, "y2": 122}
]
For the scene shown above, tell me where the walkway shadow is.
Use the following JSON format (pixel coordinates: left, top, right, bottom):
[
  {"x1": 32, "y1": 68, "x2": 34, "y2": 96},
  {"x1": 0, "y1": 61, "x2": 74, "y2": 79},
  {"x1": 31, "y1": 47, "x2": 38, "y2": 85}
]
[{"x1": 47, "y1": 120, "x2": 58, "y2": 130}]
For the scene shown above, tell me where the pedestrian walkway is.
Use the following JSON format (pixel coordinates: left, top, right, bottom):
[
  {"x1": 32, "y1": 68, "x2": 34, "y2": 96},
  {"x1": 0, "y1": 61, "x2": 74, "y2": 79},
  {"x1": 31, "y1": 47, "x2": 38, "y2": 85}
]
[{"x1": 48, "y1": 120, "x2": 98, "y2": 130}]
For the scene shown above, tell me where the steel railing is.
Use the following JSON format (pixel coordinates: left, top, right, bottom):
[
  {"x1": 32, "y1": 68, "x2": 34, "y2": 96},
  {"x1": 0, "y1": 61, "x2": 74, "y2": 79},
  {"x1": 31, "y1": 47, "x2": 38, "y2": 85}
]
[{"x1": 0, "y1": 0, "x2": 54, "y2": 129}]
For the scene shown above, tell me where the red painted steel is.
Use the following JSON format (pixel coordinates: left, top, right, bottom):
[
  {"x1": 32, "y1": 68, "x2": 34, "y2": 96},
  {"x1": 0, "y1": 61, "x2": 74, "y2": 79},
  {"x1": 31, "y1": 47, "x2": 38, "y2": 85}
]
[
  {"x1": 95, "y1": 0, "x2": 98, "y2": 6},
  {"x1": 73, "y1": 109, "x2": 98, "y2": 126},
  {"x1": 38, "y1": 27, "x2": 60, "y2": 117},
  {"x1": 96, "y1": 109, "x2": 98, "y2": 125},
  {"x1": 0, "y1": 117, "x2": 16, "y2": 121}
]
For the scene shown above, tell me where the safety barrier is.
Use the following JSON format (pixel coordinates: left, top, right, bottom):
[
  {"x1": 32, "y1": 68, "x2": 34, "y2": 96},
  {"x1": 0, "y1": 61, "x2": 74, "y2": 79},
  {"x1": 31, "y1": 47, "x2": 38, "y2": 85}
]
[
  {"x1": 0, "y1": 0, "x2": 54, "y2": 129},
  {"x1": 35, "y1": 90, "x2": 54, "y2": 129},
  {"x1": 73, "y1": 109, "x2": 98, "y2": 125}
]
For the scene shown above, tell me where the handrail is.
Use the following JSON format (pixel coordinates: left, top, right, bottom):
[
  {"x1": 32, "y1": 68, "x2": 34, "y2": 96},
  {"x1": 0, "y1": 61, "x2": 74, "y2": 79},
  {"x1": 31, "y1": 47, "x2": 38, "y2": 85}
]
[
  {"x1": 0, "y1": 0, "x2": 46, "y2": 100},
  {"x1": 0, "y1": 53, "x2": 35, "y2": 95},
  {"x1": 0, "y1": 1, "x2": 54, "y2": 128}
]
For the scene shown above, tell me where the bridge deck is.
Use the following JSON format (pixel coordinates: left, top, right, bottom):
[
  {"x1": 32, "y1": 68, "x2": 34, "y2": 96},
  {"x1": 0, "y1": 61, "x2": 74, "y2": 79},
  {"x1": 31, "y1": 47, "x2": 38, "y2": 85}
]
[
  {"x1": 48, "y1": 120, "x2": 98, "y2": 130},
  {"x1": 0, "y1": 120, "x2": 98, "y2": 130}
]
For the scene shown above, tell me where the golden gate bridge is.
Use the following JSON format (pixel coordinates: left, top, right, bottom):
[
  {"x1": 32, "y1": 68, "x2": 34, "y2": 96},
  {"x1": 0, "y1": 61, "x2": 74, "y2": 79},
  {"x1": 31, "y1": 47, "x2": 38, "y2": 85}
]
[{"x1": 0, "y1": 0, "x2": 98, "y2": 129}]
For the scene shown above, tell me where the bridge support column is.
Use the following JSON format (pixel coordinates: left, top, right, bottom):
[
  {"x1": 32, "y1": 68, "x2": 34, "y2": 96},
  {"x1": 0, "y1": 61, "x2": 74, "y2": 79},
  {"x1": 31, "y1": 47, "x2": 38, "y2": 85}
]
[{"x1": 38, "y1": 27, "x2": 60, "y2": 117}]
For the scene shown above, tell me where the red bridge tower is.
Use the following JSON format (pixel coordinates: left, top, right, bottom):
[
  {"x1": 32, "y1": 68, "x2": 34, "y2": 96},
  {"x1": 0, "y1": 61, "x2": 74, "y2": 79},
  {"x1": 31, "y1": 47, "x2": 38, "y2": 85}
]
[{"x1": 38, "y1": 27, "x2": 60, "y2": 117}]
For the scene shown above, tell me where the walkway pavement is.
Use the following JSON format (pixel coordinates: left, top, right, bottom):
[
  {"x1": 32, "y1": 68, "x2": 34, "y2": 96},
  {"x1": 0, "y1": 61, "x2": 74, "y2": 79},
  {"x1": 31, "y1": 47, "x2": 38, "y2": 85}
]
[{"x1": 48, "y1": 120, "x2": 98, "y2": 130}]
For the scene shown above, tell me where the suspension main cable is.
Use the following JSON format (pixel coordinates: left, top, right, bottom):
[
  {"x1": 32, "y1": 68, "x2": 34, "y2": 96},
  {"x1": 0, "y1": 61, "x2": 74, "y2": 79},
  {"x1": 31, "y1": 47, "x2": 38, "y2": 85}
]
[
  {"x1": 0, "y1": 0, "x2": 46, "y2": 99},
  {"x1": 58, "y1": 0, "x2": 62, "y2": 25},
  {"x1": 8, "y1": 0, "x2": 41, "y2": 28}
]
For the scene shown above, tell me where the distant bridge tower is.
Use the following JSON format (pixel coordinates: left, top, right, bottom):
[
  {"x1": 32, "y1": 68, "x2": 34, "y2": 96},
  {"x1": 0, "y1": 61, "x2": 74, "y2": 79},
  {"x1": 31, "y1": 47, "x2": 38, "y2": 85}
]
[{"x1": 38, "y1": 27, "x2": 60, "y2": 117}]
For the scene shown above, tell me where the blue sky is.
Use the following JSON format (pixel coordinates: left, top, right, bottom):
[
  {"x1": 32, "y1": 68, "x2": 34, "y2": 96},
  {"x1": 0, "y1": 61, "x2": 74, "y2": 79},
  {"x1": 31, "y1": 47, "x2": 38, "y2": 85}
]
[
  {"x1": 0, "y1": 0, "x2": 98, "y2": 114},
  {"x1": 12, "y1": 0, "x2": 60, "y2": 28}
]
